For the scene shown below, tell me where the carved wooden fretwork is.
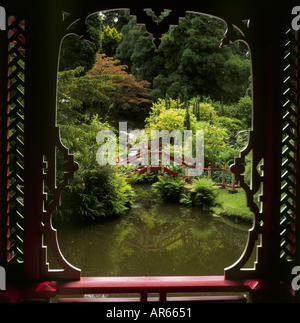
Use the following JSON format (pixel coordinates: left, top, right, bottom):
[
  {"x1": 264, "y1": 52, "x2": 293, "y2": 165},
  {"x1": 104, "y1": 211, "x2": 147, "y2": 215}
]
[
  {"x1": 61, "y1": 6, "x2": 186, "y2": 49},
  {"x1": 220, "y1": 19, "x2": 250, "y2": 48},
  {"x1": 41, "y1": 128, "x2": 80, "y2": 279},
  {"x1": 221, "y1": 18, "x2": 267, "y2": 278},
  {"x1": 280, "y1": 27, "x2": 298, "y2": 264},
  {"x1": 37, "y1": 7, "x2": 95, "y2": 279},
  {"x1": 7, "y1": 16, "x2": 25, "y2": 270},
  {"x1": 225, "y1": 135, "x2": 265, "y2": 278}
]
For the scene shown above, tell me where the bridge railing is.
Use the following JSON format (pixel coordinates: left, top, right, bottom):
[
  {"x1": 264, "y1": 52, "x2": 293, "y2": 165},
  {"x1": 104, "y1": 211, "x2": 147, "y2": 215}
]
[{"x1": 117, "y1": 149, "x2": 240, "y2": 191}]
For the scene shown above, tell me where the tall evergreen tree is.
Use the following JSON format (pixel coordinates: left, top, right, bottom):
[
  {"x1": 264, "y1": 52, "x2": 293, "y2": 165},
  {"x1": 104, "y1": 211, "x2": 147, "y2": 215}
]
[
  {"x1": 114, "y1": 12, "x2": 165, "y2": 80},
  {"x1": 115, "y1": 12, "x2": 251, "y2": 103}
]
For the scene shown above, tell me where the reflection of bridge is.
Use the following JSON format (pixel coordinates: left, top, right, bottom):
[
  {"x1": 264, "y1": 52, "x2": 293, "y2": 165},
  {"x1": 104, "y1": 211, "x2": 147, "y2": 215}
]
[{"x1": 123, "y1": 219, "x2": 246, "y2": 257}]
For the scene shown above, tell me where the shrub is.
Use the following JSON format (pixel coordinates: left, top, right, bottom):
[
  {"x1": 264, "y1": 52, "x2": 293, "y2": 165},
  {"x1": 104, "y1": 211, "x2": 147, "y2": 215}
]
[
  {"x1": 188, "y1": 97, "x2": 218, "y2": 122},
  {"x1": 215, "y1": 116, "x2": 244, "y2": 134},
  {"x1": 236, "y1": 96, "x2": 252, "y2": 129},
  {"x1": 50, "y1": 116, "x2": 137, "y2": 221},
  {"x1": 152, "y1": 175, "x2": 185, "y2": 203},
  {"x1": 144, "y1": 98, "x2": 198, "y2": 134},
  {"x1": 201, "y1": 122, "x2": 227, "y2": 168},
  {"x1": 181, "y1": 178, "x2": 217, "y2": 209},
  {"x1": 127, "y1": 171, "x2": 159, "y2": 185},
  {"x1": 54, "y1": 165, "x2": 135, "y2": 221}
]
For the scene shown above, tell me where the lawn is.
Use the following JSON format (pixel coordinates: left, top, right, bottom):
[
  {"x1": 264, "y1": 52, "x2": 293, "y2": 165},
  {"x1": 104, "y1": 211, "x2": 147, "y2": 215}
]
[{"x1": 211, "y1": 187, "x2": 256, "y2": 224}]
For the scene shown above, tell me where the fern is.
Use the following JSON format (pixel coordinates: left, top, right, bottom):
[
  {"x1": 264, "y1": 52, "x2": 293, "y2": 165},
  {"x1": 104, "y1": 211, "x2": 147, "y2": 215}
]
[{"x1": 152, "y1": 175, "x2": 185, "y2": 203}]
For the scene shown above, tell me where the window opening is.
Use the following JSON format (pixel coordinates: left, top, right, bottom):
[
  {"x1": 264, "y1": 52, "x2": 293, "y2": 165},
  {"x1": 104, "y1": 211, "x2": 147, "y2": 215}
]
[{"x1": 43, "y1": 9, "x2": 260, "y2": 279}]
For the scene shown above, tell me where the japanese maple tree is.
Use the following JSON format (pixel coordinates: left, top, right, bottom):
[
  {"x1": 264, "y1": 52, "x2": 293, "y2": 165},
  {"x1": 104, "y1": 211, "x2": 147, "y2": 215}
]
[{"x1": 87, "y1": 53, "x2": 152, "y2": 112}]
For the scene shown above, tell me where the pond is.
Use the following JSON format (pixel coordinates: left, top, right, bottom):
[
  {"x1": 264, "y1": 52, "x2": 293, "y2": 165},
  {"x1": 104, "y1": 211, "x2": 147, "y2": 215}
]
[{"x1": 49, "y1": 185, "x2": 255, "y2": 277}]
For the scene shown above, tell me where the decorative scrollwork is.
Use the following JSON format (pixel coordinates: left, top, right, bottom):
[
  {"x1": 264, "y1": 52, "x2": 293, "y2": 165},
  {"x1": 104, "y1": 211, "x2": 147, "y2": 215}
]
[
  {"x1": 41, "y1": 127, "x2": 80, "y2": 280},
  {"x1": 225, "y1": 129, "x2": 265, "y2": 278},
  {"x1": 220, "y1": 19, "x2": 250, "y2": 47},
  {"x1": 61, "y1": 11, "x2": 93, "y2": 43}
]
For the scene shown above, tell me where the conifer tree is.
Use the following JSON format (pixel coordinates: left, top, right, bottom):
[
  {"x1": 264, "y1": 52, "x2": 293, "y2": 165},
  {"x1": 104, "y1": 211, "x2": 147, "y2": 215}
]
[
  {"x1": 101, "y1": 25, "x2": 123, "y2": 57},
  {"x1": 115, "y1": 12, "x2": 250, "y2": 103}
]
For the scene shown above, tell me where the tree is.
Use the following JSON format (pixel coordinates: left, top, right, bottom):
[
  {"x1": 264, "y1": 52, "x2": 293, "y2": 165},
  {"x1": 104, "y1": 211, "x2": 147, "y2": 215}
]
[
  {"x1": 57, "y1": 65, "x2": 123, "y2": 125},
  {"x1": 59, "y1": 14, "x2": 102, "y2": 71},
  {"x1": 114, "y1": 13, "x2": 165, "y2": 80},
  {"x1": 144, "y1": 98, "x2": 198, "y2": 134},
  {"x1": 100, "y1": 10, "x2": 130, "y2": 32},
  {"x1": 87, "y1": 53, "x2": 152, "y2": 114},
  {"x1": 57, "y1": 52, "x2": 152, "y2": 127},
  {"x1": 115, "y1": 13, "x2": 251, "y2": 103},
  {"x1": 156, "y1": 14, "x2": 251, "y2": 102},
  {"x1": 101, "y1": 25, "x2": 123, "y2": 57},
  {"x1": 235, "y1": 96, "x2": 252, "y2": 128}
]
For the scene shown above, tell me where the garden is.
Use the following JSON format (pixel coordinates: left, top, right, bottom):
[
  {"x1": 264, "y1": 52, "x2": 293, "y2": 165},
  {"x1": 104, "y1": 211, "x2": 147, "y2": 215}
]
[{"x1": 53, "y1": 10, "x2": 255, "y2": 225}]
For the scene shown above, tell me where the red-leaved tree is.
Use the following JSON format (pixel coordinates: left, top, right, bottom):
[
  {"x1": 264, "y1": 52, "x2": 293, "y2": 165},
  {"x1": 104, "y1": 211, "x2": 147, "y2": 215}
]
[{"x1": 87, "y1": 53, "x2": 152, "y2": 113}]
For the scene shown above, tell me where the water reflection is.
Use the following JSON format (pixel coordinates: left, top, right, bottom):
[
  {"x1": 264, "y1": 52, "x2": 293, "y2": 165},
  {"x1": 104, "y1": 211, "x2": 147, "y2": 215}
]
[
  {"x1": 109, "y1": 204, "x2": 250, "y2": 276},
  {"x1": 52, "y1": 185, "x2": 252, "y2": 277}
]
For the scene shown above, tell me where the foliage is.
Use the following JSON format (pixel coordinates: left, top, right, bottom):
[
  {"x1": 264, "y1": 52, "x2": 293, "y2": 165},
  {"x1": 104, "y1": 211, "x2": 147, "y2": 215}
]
[
  {"x1": 215, "y1": 116, "x2": 244, "y2": 134},
  {"x1": 144, "y1": 98, "x2": 198, "y2": 134},
  {"x1": 219, "y1": 146, "x2": 239, "y2": 169},
  {"x1": 209, "y1": 96, "x2": 252, "y2": 130},
  {"x1": 100, "y1": 10, "x2": 130, "y2": 32},
  {"x1": 235, "y1": 96, "x2": 252, "y2": 128},
  {"x1": 201, "y1": 122, "x2": 227, "y2": 168},
  {"x1": 59, "y1": 116, "x2": 115, "y2": 168},
  {"x1": 180, "y1": 178, "x2": 217, "y2": 209},
  {"x1": 144, "y1": 97, "x2": 230, "y2": 168},
  {"x1": 115, "y1": 12, "x2": 164, "y2": 81},
  {"x1": 115, "y1": 13, "x2": 251, "y2": 103},
  {"x1": 53, "y1": 116, "x2": 135, "y2": 221},
  {"x1": 57, "y1": 53, "x2": 152, "y2": 124},
  {"x1": 57, "y1": 66, "x2": 121, "y2": 120},
  {"x1": 127, "y1": 171, "x2": 160, "y2": 185},
  {"x1": 87, "y1": 53, "x2": 152, "y2": 114},
  {"x1": 188, "y1": 98, "x2": 218, "y2": 122},
  {"x1": 55, "y1": 166, "x2": 135, "y2": 221},
  {"x1": 59, "y1": 14, "x2": 102, "y2": 71},
  {"x1": 101, "y1": 25, "x2": 123, "y2": 57},
  {"x1": 152, "y1": 175, "x2": 185, "y2": 203}
]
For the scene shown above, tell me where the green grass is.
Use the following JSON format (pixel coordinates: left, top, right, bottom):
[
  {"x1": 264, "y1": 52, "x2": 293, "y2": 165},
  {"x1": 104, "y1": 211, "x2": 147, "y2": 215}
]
[{"x1": 211, "y1": 187, "x2": 255, "y2": 223}]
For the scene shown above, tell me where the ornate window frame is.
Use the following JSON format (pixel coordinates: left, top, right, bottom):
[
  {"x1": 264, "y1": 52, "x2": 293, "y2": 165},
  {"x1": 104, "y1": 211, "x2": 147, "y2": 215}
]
[{"x1": 0, "y1": 1, "x2": 298, "y2": 287}]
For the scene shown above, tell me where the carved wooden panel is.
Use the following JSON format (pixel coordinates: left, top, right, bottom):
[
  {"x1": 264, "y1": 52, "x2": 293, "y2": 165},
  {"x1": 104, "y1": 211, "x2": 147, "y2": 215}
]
[
  {"x1": 6, "y1": 16, "x2": 25, "y2": 270},
  {"x1": 280, "y1": 27, "x2": 298, "y2": 263}
]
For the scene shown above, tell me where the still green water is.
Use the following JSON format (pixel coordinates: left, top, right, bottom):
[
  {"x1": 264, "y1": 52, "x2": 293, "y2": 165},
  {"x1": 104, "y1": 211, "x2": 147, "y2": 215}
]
[{"x1": 50, "y1": 185, "x2": 254, "y2": 277}]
